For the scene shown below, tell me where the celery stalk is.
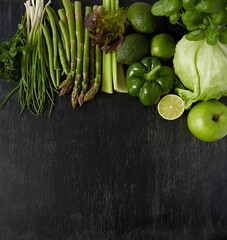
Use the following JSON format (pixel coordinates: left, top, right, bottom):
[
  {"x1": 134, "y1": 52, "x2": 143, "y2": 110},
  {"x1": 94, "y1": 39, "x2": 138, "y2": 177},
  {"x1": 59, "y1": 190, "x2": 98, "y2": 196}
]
[
  {"x1": 111, "y1": 0, "x2": 116, "y2": 12},
  {"x1": 102, "y1": 0, "x2": 113, "y2": 94},
  {"x1": 112, "y1": 0, "x2": 128, "y2": 93},
  {"x1": 116, "y1": 62, "x2": 128, "y2": 93}
]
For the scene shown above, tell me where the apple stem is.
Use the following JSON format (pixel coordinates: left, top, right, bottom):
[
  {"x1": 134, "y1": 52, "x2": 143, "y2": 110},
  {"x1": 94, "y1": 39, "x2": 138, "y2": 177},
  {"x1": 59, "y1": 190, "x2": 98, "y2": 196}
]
[{"x1": 213, "y1": 113, "x2": 219, "y2": 121}]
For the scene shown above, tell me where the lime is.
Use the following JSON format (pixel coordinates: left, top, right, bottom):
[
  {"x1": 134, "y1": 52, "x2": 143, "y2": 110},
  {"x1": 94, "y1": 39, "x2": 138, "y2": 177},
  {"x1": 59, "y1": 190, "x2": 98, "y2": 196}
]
[
  {"x1": 157, "y1": 94, "x2": 185, "y2": 120},
  {"x1": 127, "y1": 2, "x2": 157, "y2": 34},
  {"x1": 150, "y1": 34, "x2": 176, "y2": 61}
]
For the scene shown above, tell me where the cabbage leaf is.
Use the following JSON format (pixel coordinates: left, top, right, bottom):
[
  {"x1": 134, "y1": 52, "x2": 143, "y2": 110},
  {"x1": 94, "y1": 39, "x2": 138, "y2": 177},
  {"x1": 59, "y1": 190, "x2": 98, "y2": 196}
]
[{"x1": 173, "y1": 36, "x2": 227, "y2": 109}]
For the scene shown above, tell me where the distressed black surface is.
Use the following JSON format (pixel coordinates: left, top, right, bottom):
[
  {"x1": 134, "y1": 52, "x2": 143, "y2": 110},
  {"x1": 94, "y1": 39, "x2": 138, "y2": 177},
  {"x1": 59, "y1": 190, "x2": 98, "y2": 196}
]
[{"x1": 0, "y1": 1, "x2": 227, "y2": 240}]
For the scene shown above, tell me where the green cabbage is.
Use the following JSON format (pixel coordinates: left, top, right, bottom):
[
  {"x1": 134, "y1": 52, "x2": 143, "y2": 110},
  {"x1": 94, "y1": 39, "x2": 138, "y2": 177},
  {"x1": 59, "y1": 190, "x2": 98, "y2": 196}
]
[{"x1": 173, "y1": 36, "x2": 227, "y2": 109}]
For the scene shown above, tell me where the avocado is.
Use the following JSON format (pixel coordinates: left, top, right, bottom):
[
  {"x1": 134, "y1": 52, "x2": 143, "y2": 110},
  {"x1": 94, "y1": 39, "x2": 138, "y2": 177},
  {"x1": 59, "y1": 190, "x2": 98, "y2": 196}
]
[
  {"x1": 127, "y1": 2, "x2": 157, "y2": 34},
  {"x1": 116, "y1": 34, "x2": 149, "y2": 65}
]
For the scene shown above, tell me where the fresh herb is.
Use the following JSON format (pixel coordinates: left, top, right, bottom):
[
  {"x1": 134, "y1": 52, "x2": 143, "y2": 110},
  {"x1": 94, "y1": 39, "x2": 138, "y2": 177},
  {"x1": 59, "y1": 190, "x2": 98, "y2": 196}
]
[
  {"x1": 0, "y1": 15, "x2": 27, "y2": 82},
  {"x1": 151, "y1": 0, "x2": 227, "y2": 45}
]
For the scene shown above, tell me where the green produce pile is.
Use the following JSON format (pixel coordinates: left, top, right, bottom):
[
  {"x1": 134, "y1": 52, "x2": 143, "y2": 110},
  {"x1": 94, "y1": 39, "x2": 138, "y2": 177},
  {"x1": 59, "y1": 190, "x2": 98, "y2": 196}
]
[
  {"x1": 0, "y1": 0, "x2": 227, "y2": 142},
  {"x1": 152, "y1": 0, "x2": 227, "y2": 45}
]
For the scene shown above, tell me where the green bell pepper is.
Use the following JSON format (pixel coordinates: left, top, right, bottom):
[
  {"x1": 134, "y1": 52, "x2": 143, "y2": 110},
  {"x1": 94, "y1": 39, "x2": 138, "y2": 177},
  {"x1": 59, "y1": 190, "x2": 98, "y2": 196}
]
[{"x1": 126, "y1": 57, "x2": 175, "y2": 106}]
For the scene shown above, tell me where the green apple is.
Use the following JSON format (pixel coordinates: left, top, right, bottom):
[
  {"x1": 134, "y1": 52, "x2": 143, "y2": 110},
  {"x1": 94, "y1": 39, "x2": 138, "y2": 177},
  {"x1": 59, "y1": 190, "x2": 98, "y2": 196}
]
[{"x1": 187, "y1": 100, "x2": 227, "y2": 142}]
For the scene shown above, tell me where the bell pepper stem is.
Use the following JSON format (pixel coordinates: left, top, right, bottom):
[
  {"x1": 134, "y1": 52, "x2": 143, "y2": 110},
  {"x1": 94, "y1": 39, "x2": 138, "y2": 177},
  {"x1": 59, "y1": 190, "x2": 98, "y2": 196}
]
[{"x1": 145, "y1": 65, "x2": 162, "y2": 80}]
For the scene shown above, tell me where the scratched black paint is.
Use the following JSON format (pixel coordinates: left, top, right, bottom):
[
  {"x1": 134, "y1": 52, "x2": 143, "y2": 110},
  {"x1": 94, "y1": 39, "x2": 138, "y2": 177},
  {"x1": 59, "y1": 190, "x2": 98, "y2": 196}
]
[{"x1": 0, "y1": 1, "x2": 227, "y2": 240}]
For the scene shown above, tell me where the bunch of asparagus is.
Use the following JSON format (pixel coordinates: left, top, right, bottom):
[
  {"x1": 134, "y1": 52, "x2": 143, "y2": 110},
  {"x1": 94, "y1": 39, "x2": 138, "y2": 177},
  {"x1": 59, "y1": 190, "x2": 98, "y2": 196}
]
[{"x1": 56, "y1": 0, "x2": 102, "y2": 108}]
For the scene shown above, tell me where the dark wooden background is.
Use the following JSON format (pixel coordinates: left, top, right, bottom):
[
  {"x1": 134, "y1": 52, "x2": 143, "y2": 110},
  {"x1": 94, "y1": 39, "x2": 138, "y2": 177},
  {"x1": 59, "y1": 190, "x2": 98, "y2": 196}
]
[{"x1": 0, "y1": 0, "x2": 226, "y2": 239}]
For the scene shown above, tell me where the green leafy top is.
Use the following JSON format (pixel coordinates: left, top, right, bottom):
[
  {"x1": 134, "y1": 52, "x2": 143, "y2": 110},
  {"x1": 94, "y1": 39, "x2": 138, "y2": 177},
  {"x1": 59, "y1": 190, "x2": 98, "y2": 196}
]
[
  {"x1": 0, "y1": 15, "x2": 27, "y2": 82},
  {"x1": 85, "y1": 6, "x2": 129, "y2": 53},
  {"x1": 151, "y1": 0, "x2": 227, "y2": 45}
]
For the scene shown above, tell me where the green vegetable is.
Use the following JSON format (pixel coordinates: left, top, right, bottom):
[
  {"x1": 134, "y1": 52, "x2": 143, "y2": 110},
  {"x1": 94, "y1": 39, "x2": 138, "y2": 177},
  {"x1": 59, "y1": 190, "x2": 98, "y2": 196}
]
[
  {"x1": 126, "y1": 57, "x2": 175, "y2": 106},
  {"x1": 185, "y1": 29, "x2": 206, "y2": 41},
  {"x1": 89, "y1": 44, "x2": 95, "y2": 89},
  {"x1": 84, "y1": 0, "x2": 128, "y2": 94},
  {"x1": 58, "y1": 0, "x2": 76, "y2": 96},
  {"x1": 83, "y1": 5, "x2": 102, "y2": 102},
  {"x1": 181, "y1": 9, "x2": 204, "y2": 31},
  {"x1": 58, "y1": 34, "x2": 69, "y2": 75},
  {"x1": 169, "y1": 11, "x2": 181, "y2": 25},
  {"x1": 58, "y1": 9, "x2": 70, "y2": 64},
  {"x1": 194, "y1": 0, "x2": 226, "y2": 14},
  {"x1": 114, "y1": 62, "x2": 127, "y2": 93},
  {"x1": 77, "y1": 5, "x2": 92, "y2": 107},
  {"x1": 183, "y1": 0, "x2": 197, "y2": 9},
  {"x1": 58, "y1": 20, "x2": 70, "y2": 71},
  {"x1": 112, "y1": 0, "x2": 127, "y2": 93},
  {"x1": 71, "y1": 1, "x2": 85, "y2": 108},
  {"x1": 0, "y1": 14, "x2": 27, "y2": 82},
  {"x1": 84, "y1": 44, "x2": 102, "y2": 102},
  {"x1": 42, "y1": 22, "x2": 57, "y2": 88},
  {"x1": 46, "y1": 7, "x2": 58, "y2": 70},
  {"x1": 58, "y1": 8, "x2": 68, "y2": 28},
  {"x1": 162, "y1": 0, "x2": 182, "y2": 17},
  {"x1": 152, "y1": 0, "x2": 227, "y2": 45},
  {"x1": 206, "y1": 33, "x2": 218, "y2": 46},
  {"x1": 219, "y1": 28, "x2": 227, "y2": 44},
  {"x1": 151, "y1": 1, "x2": 165, "y2": 16},
  {"x1": 213, "y1": 10, "x2": 227, "y2": 26},
  {"x1": 15, "y1": 0, "x2": 57, "y2": 116},
  {"x1": 102, "y1": 0, "x2": 113, "y2": 94},
  {"x1": 173, "y1": 36, "x2": 227, "y2": 109}
]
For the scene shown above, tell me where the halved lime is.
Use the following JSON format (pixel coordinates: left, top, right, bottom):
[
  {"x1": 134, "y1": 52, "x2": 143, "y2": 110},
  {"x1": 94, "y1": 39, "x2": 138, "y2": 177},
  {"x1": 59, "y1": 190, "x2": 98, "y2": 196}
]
[{"x1": 157, "y1": 94, "x2": 185, "y2": 120}]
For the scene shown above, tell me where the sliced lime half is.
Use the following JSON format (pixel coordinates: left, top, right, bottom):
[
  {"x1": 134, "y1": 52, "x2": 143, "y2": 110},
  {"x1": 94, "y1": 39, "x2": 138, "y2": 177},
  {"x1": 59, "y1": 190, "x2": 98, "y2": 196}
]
[{"x1": 157, "y1": 94, "x2": 185, "y2": 120}]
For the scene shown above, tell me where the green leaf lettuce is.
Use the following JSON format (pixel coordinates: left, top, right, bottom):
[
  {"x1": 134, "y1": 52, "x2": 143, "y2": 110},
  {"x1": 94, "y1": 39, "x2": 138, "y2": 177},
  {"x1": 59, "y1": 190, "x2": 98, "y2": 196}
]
[{"x1": 173, "y1": 36, "x2": 227, "y2": 109}]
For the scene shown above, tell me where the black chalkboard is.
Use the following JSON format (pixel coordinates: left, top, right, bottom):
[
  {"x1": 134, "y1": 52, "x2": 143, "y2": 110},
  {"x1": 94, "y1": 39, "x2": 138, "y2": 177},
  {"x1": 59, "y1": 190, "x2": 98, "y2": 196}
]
[{"x1": 0, "y1": 1, "x2": 226, "y2": 240}]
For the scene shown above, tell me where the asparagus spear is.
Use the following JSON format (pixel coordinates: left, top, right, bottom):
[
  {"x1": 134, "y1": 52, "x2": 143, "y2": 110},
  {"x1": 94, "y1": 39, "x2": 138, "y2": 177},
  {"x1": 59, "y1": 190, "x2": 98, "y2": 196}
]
[
  {"x1": 71, "y1": 1, "x2": 85, "y2": 108},
  {"x1": 58, "y1": 0, "x2": 76, "y2": 96},
  {"x1": 77, "y1": 6, "x2": 92, "y2": 107},
  {"x1": 88, "y1": 5, "x2": 98, "y2": 89},
  {"x1": 84, "y1": 44, "x2": 102, "y2": 102},
  {"x1": 89, "y1": 44, "x2": 95, "y2": 89},
  {"x1": 84, "y1": 5, "x2": 103, "y2": 102}
]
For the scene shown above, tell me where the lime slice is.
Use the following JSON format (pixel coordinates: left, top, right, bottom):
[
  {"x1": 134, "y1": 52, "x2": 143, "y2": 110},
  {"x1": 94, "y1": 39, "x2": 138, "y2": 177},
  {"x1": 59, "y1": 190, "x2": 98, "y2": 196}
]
[{"x1": 157, "y1": 94, "x2": 185, "y2": 120}]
